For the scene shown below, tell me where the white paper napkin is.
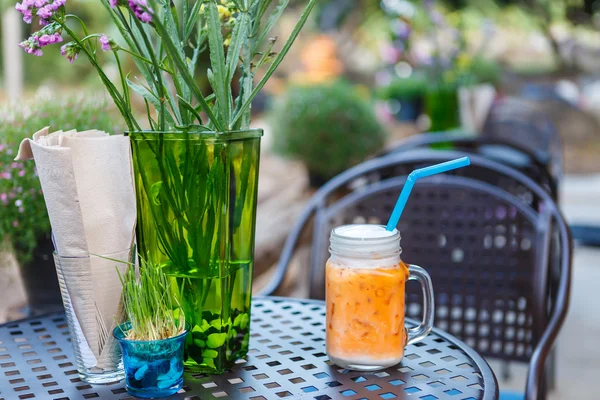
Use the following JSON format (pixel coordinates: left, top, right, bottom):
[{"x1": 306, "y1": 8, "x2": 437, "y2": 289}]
[{"x1": 16, "y1": 127, "x2": 136, "y2": 369}]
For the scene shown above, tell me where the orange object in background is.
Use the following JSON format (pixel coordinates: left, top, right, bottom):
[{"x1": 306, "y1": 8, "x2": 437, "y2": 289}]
[
  {"x1": 291, "y1": 35, "x2": 344, "y2": 85},
  {"x1": 326, "y1": 261, "x2": 409, "y2": 367}
]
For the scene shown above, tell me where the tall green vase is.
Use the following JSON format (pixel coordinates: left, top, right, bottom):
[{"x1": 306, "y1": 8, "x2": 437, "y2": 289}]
[{"x1": 129, "y1": 129, "x2": 262, "y2": 374}]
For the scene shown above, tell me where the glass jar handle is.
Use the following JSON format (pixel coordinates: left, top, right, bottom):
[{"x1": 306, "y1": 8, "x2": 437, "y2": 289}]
[{"x1": 406, "y1": 264, "x2": 435, "y2": 345}]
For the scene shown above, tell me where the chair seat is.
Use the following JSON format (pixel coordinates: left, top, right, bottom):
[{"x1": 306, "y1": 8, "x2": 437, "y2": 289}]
[{"x1": 499, "y1": 390, "x2": 524, "y2": 400}]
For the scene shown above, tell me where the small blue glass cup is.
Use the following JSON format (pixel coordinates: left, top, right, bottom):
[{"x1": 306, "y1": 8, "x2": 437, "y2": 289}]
[{"x1": 113, "y1": 322, "x2": 189, "y2": 399}]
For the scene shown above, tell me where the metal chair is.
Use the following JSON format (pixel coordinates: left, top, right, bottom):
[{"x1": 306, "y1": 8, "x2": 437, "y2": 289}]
[
  {"x1": 482, "y1": 97, "x2": 563, "y2": 193},
  {"x1": 260, "y1": 152, "x2": 572, "y2": 400},
  {"x1": 261, "y1": 151, "x2": 562, "y2": 299},
  {"x1": 381, "y1": 131, "x2": 558, "y2": 201}
]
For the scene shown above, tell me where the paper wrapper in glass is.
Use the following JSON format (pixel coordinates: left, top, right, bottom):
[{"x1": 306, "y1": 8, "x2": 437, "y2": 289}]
[{"x1": 16, "y1": 127, "x2": 136, "y2": 379}]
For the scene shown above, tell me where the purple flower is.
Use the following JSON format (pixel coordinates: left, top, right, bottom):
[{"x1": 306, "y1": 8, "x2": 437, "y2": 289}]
[
  {"x1": 12, "y1": 220, "x2": 18, "y2": 228},
  {"x1": 38, "y1": 32, "x2": 62, "y2": 46},
  {"x1": 15, "y1": 0, "x2": 65, "y2": 24},
  {"x1": 19, "y1": 39, "x2": 43, "y2": 56},
  {"x1": 99, "y1": 35, "x2": 112, "y2": 51},
  {"x1": 51, "y1": 0, "x2": 65, "y2": 10},
  {"x1": 18, "y1": 24, "x2": 62, "y2": 56},
  {"x1": 37, "y1": 5, "x2": 52, "y2": 19},
  {"x1": 109, "y1": 0, "x2": 118, "y2": 7},
  {"x1": 128, "y1": 0, "x2": 153, "y2": 23},
  {"x1": 18, "y1": 170, "x2": 26, "y2": 177},
  {"x1": 60, "y1": 42, "x2": 80, "y2": 63}
]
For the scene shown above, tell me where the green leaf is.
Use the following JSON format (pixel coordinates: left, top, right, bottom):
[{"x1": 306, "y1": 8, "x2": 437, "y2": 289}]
[
  {"x1": 203, "y1": 358, "x2": 216, "y2": 369},
  {"x1": 127, "y1": 78, "x2": 176, "y2": 126},
  {"x1": 163, "y1": 1, "x2": 183, "y2": 51},
  {"x1": 206, "y1": 333, "x2": 227, "y2": 348},
  {"x1": 152, "y1": 16, "x2": 224, "y2": 131},
  {"x1": 184, "y1": 0, "x2": 204, "y2": 41},
  {"x1": 143, "y1": 98, "x2": 158, "y2": 131},
  {"x1": 173, "y1": 123, "x2": 212, "y2": 133},
  {"x1": 226, "y1": 12, "x2": 251, "y2": 86},
  {"x1": 253, "y1": 0, "x2": 289, "y2": 54},
  {"x1": 182, "y1": 0, "x2": 189, "y2": 37},
  {"x1": 210, "y1": 318, "x2": 222, "y2": 330},
  {"x1": 231, "y1": 0, "x2": 317, "y2": 128},
  {"x1": 150, "y1": 181, "x2": 163, "y2": 206},
  {"x1": 206, "y1": 1, "x2": 229, "y2": 128},
  {"x1": 201, "y1": 319, "x2": 211, "y2": 331},
  {"x1": 255, "y1": 0, "x2": 274, "y2": 26},
  {"x1": 176, "y1": 95, "x2": 205, "y2": 125},
  {"x1": 202, "y1": 349, "x2": 219, "y2": 358},
  {"x1": 239, "y1": 313, "x2": 249, "y2": 330}
]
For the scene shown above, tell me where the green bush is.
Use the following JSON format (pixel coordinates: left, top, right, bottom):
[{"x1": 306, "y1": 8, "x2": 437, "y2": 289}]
[
  {"x1": 0, "y1": 94, "x2": 123, "y2": 265},
  {"x1": 271, "y1": 81, "x2": 387, "y2": 181},
  {"x1": 469, "y1": 57, "x2": 502, "y2": 86}
]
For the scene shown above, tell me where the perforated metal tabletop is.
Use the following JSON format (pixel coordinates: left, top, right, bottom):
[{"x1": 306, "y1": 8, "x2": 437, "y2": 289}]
[{"x1": 0, "y1": 297, "x2": 498, "y2": 400}]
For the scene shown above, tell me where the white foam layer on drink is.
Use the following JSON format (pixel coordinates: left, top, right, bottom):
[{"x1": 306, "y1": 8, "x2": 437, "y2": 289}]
[{"x1": 334, "y1": 224, "x2": 398, "y2": 240}]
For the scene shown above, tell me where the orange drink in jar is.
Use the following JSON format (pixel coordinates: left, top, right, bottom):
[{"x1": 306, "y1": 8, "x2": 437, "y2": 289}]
[{"x1": 326, "y1": 225, "x2": 434, "y2": 371}]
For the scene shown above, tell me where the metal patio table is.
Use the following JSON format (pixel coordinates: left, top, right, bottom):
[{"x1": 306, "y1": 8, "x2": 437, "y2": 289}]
[{"x1": 0, "y1": 297, "x2": 498, "y2": 400}]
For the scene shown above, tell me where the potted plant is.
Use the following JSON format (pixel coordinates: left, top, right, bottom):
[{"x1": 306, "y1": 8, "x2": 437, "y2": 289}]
[
  {"x1": 114, "y1": 258, "x2": 188, "y2": 398},
  {"x1": 17, "y1": 0, "x2": 316, "y2": 374},
  {"x1": 271, "y1": 81, "x2": 387, "y2": 187},
  {"x1": 377, "y1": 74, "x2": 427, "y2": 122},
  {"x1": 0, "y1": 96, "x2": 122, "y2": 315}
]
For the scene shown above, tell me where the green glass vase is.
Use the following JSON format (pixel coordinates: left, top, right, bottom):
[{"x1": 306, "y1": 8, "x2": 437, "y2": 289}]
[{"x1": 129, "y1": 130, "x2": 262, "y2": 374}]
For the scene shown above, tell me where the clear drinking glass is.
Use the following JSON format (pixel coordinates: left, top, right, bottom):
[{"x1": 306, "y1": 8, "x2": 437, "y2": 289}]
[
  {"x1": 326, "y1": 224, "x2": 435, "y2": 371},
  {"x1": 53, "y1": 247, "x2": 134, "y2": 384}
]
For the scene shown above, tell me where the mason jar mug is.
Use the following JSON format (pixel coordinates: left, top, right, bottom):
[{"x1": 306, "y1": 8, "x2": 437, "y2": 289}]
[{"x1": 325, "y1": 224, "x2": 435, "y2": 371}]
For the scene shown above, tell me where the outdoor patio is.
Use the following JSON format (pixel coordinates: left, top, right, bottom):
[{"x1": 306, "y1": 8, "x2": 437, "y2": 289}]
[{"x1": 2, "y1": 1, "x2": 600, "y2": 399}]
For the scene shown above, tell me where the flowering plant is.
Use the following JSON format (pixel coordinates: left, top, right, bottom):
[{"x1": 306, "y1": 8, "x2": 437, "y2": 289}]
[
  {"x1": 16, "y1": 0, "x2": 317, "y2": 133},
  {"x1": 0, "y1": 95, "x2": 122, "y2": 265},
  {"x1": 379, "y1": 0, "x2": 497, "y2": 88}
]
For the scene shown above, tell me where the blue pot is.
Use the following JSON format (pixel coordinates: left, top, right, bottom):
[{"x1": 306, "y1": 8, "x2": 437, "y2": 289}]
[
  {"x1": 114, "y1": 322, "x2": 188, "y2": 399},
  {"x1": 393, "y1": 96, "x2": 423, "y2": 122}
]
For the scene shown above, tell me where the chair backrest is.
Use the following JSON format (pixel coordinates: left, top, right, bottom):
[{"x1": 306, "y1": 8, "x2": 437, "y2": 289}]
[
  {"x1": 344, "y1": 149, "x2": 550, "y2": 212},
  {"x1": 482, "y1": 97, "x2": 563, "y2": 184},
  {"x1": 261, "y1": 150, "x2": 558, "y2": 298},
  {"x1": 382, "y1": 131, "x2": 557, "y2": 199}
]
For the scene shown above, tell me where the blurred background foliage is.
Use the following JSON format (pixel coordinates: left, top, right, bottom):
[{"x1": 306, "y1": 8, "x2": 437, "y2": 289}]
[
  {"x1": 0, "y1": 0, "x2": 598, "y2": 91},
  {"x1": 1, "y1": 0, "x2": 600, "y2": 175},
  {"x1": 271, "y1": 80, "x2": 386, "y2": 186}
]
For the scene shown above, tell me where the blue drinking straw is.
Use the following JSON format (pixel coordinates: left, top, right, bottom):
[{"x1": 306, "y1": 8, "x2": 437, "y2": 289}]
[{"x1": 385, "y1": 157, "x2": 471, "y2": 231}]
